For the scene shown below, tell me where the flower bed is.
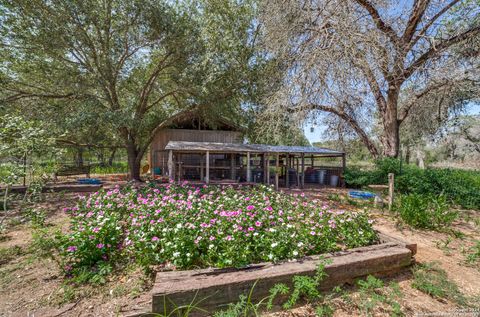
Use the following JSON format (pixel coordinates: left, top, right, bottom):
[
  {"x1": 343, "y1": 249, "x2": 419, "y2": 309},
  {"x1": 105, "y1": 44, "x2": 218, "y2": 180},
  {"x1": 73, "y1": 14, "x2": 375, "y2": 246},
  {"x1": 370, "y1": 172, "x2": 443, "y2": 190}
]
[{"x1": 59, "y1": 183, "x2": 378, "y2": 278}]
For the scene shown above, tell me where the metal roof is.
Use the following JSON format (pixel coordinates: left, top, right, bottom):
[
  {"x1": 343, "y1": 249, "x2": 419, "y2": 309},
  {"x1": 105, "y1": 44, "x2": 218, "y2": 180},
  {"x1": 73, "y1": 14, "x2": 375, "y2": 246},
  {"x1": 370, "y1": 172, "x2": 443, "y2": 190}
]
[{"x1": 165, "y1": 141, "x2": 344, "y2": 156}]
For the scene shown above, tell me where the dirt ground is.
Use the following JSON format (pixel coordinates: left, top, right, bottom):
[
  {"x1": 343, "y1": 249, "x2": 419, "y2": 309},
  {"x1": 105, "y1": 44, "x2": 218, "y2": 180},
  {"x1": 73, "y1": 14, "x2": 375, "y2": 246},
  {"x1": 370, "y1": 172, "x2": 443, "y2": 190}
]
[{"x1": 0, "y1": 185, "x2": 479, "y2": 317}]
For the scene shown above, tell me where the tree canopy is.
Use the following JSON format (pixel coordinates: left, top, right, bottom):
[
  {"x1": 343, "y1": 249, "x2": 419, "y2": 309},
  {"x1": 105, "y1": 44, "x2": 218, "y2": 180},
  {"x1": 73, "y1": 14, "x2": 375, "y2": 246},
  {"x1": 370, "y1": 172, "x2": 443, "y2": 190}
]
[
  {"x1": 0, "y1": 0, "x2": 260, "y2": 179},
  {"x1": 259, "y1": 0, "x2": 480, "y2": 158}
]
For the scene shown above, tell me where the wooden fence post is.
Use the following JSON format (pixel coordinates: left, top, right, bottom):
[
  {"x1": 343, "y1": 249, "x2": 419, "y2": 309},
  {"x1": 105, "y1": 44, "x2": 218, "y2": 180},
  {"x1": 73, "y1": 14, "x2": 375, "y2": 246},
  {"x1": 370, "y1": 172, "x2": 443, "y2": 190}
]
[{"x1": 388, "y1": 173, "x2": 394, "y2": 211}]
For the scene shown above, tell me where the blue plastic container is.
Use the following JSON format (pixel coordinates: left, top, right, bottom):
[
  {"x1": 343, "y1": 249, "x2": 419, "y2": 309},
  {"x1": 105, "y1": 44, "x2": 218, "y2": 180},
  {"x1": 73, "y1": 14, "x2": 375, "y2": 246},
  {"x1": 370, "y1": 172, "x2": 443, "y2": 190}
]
[
  {"x1": 348, "y1": 190, "x2": 376, "y2": 200},
  {"x1": 77, "y1": 178, "x2": 102, "y2": 185}
]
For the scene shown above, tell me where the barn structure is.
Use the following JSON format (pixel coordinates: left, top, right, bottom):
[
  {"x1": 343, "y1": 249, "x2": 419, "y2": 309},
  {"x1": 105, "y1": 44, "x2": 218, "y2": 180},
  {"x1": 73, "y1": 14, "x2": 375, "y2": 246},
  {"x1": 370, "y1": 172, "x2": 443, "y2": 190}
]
[{"x1": 149, "y1": 114, "x2": 345, "y2": 189}]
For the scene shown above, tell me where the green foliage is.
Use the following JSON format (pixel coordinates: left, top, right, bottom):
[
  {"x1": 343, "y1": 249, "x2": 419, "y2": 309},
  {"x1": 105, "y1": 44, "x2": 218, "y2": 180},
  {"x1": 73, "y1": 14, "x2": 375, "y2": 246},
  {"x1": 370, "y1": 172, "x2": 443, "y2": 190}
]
[
  {"x1": 412, "y1": 262, "x2": 467, "y2": 306},
  {"x1": 356, "y1": 276, "x2": 404, "y2": 317},
  {"x1": 465, "y1": 240, "x2": 480, "y2": 267},
  {"x1": 91, "y1": 162, "x2": 128, "y2": 174},
  {"x1": 24, "y1": 207, "x2": 47, "y2": 227},
  {"x1": 213, "y1": 282, "x2": 261, "y2": 317},
  {"x1": 268, "y1": 259, "x2": 332, "y2": 310},
  {"x1": 345, "y1": 158, "x2": 480, "y2": 209},
  {"x1": 397, "y1": 194, "x2": 458, "y2": 230}
]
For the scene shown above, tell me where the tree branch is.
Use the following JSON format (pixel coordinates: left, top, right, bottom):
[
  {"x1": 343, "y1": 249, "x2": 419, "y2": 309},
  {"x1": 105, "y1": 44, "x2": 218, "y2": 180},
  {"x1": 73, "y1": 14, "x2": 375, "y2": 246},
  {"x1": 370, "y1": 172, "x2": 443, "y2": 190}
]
[
  {"x1": 403, "y1": 26, "x2": 480, "y2": 79},
  {"x1": 354, "y1": 0, "x2": 399, "y2": 43},
  {"x1": 401, "y1": 0, "x2": 430, "y2": 44},
  {"x1": 409, "y1": 0, "x2": 462, "y2": 48}
]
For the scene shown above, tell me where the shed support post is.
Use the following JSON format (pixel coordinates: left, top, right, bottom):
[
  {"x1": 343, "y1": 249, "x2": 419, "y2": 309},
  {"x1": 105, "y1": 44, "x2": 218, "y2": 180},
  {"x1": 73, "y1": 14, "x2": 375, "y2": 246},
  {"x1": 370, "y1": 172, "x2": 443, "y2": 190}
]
[
  {"x1": 168, "y1": 150, "x2": 173, "y2": 181},
  {"x1": 296, "y1": 156, "x2": 300, "y2": 187},
  {"x1": 275, "y1": 153, "x2": 279, "y2": 190},
  {"x1": 301, "y1": 153, "x2": 305, "y2": 189},
  {"x1": 200, "y1": 155, "x2": 204, "y2": 181},
  {"x1": 246, "y1": 152, "x2": 251, "y2": 182},
  {"x1": 388, "y1": 173, "x2": 394, "y2": 211},
  {"x1": 205, "y1": 151, "x2": 210, "y2": 184},
  {"x1": 265, "y1": 153, "x2": 270, "y2": 184},
  {"x1": 285, "y1": 155, "x2": 289, "y2": 188},
  {"x1": 177, "y1": 154, "x2": 182, "y2": 182},
  {"x1": 230, "y1": 153, "x2": 235, "y2": 180},
  {"x1": 342, "y1": 153, "x2": 346, "y2": 187}
]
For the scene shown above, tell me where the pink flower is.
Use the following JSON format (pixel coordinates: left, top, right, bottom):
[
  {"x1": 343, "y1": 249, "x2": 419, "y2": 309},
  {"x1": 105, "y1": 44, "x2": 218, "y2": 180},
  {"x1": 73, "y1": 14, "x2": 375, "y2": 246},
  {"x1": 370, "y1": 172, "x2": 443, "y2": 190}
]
[
  {"x1": 209, "y1": 236, "x2": 216, "y2": 241},
  {"x1": 255, "y1": 221, "x2": 262, "y2": 227},
  {"x1": 310, "y1": 231, "x2": 316, "y2": 236},
  {"x1": 248, "y1": 227, "x2": 255, "y2": 231},
  {"x1": 225, "y1": 235, "x2": 233, "y2": 241},
  {"x1": 151, "y1": 236, "x2": 159, "y2": 242},
  {"x1": 247, "y1": 205, "x2": 255, "y2": 211},
  {"x1": 67, "y1": 246, "x2": 77, "y2": 252},
  {"x1": 92, "y1": 227, "x2": 100, "y2": 233},
  {"x1": 96, "y1": 243, "x2": 104, "y2": 249}
]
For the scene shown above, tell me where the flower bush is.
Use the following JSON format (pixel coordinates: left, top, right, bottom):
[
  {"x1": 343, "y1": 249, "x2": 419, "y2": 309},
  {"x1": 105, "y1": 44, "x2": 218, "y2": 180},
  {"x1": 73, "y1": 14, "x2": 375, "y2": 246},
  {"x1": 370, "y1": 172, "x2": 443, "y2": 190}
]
[{"x1": 59, "y1": 183, "x2": 378, "y2": 277}]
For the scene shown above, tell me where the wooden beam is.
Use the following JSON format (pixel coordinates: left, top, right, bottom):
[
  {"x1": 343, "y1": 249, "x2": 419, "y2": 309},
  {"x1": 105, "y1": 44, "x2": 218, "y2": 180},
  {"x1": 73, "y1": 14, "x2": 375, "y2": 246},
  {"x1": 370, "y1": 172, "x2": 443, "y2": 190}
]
[
  {"x1": 285, "y1": 154, "x2": 289, "y2": 188},
  {"x1": 205, "y1": 151, "x2": 210, "y2": 184},
  {"x1": 246, "y1": 152, "x2": 251, "y2": 182},
  {"x1": 265, "y1": 153, "x2": 270, "y2": 185},
  {"x1": 275, "y1": 153, "x2": 279, "y2": 190},
  {"x1": 296, "y1": 156, "x2": 300, "y2": 187},
  {"x1": 301, "y1": 153, "x2": 305, "y2": 189},
  {"x1": 168, "y1": 150, "x2": 173, "y2": 181},
  {"x1": 200, "y1": 155, "x2": 204, "y2": 181},
  {"x1": 230, "y1": 153, "x2": 235, "y2": 180},
  {"x1": 177, "y1": 154, "x2": 182, "y2": 182}
]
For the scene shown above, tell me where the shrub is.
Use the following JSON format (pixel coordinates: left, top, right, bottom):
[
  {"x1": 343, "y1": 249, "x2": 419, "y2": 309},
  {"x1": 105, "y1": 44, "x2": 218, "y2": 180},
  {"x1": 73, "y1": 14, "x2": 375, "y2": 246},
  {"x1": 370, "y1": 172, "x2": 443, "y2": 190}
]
[
  {"x1": 57, "y1": 183, "x2": 378, "y2": 280},
  {"x1": 397, "y1": 194, "x2": 458, "y2": 230}
]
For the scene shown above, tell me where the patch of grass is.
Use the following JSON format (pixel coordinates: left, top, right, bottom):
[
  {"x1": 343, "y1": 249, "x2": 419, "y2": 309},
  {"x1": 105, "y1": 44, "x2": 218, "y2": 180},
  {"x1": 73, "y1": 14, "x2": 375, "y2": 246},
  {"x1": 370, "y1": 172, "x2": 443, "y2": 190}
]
[
  {"x1": 0, "y1": 245, "x2": 26, "y2": 265},
  {"x1": 464, "y1": 240, "x2": 480, "y2": 267},
  {"x1": 356, "y1": 276, "x2": 404, "y2": 317},
  {"x1": 412, "y1": 262, "x2": 467, "y2": 306},
  {"x1": 435, "y1": 237, "x2": 453, "y2": 256}
]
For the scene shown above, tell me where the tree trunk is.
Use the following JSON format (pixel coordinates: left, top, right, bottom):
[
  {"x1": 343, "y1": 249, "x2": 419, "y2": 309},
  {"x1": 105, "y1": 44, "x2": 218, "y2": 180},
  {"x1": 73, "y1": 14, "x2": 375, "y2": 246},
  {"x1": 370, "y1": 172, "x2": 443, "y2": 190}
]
[
  {"x1": 382, "y1": 98, "x2": 400, "y2": 158},
  {"x1": 108, "y1": 148, "x2": 117, "y2": 166},
  {"x1": 76, "y1": 147, "x2": 84, "y2": 167},
  {"x1": 126, "y1": 143, "x2": 142, "y2": 181},
  {"x1": 405, "y1": 145, "x2": 411, "y2": 164}
]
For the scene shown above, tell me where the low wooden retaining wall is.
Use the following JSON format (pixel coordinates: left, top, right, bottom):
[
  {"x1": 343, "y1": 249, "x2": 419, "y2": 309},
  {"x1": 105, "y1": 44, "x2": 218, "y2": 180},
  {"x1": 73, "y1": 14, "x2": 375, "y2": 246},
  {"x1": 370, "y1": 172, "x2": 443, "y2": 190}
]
[{"x1": 141, "y1": 232, "x2": 415, "y2": 317}]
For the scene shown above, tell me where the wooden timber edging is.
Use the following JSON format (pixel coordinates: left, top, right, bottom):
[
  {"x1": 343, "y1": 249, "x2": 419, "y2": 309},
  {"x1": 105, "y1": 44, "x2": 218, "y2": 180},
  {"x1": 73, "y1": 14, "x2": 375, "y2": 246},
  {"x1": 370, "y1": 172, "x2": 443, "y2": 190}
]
[{"x1": 147, "y1": 233, "x2": 416, "y2": 317}]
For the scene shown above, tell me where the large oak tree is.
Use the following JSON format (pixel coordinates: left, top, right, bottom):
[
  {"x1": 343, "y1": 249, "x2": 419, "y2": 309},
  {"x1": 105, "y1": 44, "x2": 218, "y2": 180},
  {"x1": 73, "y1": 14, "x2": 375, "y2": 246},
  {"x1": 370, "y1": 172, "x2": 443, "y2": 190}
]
[
  {"x1": 0, "y1": 0, "x2": 258, "y2": 179},
  {"x1": 260, "y1": 0, "x2": 479, "y2": 158}
]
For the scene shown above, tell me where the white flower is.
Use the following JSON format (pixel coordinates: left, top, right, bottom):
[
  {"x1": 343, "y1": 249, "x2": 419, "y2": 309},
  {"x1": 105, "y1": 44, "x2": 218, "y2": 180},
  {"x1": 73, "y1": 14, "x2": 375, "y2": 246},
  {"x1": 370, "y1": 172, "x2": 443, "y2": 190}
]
[
  {"x1": 268, "y1": 253, "x2": 274, "y2": 260},
  {"x1": 271, "y1": 242, "x2": 278, "y2": 248},
  {"x1": 173, "y1": 252, "x2": 180, "y2": 257},
  {"x1": 297, "y1": 242, "x2": 304, "y2": 247},
  {"x1": 176, "y1": 223, "x2": 182, "y2": 229},
  {"x1": 186, "y1": 253, "x2": 191, "y2": 257},
  {"x1": 209, "y1": 244, "x2": 214, "y2": 249},
  {"x1": 293, "y1": 250, "x2": 298, "y2": 256}
]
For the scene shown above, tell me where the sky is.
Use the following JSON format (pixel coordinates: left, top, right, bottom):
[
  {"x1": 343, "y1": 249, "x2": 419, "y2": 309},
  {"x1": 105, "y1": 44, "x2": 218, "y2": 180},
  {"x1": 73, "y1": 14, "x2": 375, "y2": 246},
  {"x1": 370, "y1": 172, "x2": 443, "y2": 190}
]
[{"x1": 304, "y1": 103, "x2": 480, "y2": 144}]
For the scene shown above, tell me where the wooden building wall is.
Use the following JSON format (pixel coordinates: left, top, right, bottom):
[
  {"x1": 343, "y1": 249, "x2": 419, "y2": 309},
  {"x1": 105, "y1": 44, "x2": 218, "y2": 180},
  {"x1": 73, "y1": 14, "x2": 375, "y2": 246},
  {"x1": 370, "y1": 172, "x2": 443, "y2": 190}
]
[{"x1": 149, "y1": 129, "x2": 243, "y2": 174}]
